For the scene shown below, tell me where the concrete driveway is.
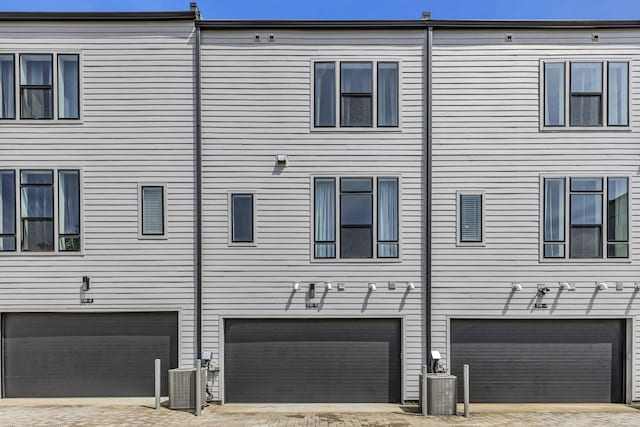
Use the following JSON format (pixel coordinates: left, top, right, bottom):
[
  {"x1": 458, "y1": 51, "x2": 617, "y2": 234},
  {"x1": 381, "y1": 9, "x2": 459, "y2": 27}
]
[{"x1": 0, "y1": 398, "x2": 638, "y2": 426}]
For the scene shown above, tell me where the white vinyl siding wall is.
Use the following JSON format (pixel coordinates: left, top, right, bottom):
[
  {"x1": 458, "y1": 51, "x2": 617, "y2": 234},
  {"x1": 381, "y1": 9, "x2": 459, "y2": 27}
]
[
  {"x1": 201, "y1": 29, "x2": 426, "y2": 401},
  {"x1": 0, "y1": 20, "x2": 197, "y2": 386},
  {"x1": 431, "y1": 28, "x2": 640, "y2": 400}
]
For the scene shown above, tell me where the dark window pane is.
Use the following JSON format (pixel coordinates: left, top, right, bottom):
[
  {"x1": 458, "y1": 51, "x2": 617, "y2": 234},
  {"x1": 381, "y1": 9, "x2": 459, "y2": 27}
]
[
  {"x1": 0, "y1": 236, "x2": 16, "y2": 251},
  {"x1": 378, "y1": 242, "x2": 398, "y2": 258},
  {"x1": 59, "y1": 236, "x2": 81, "y2": 251},
  {"x1": 544, "y1": 178, "x2": 564, "y2": 242},
  {"x1": 21, "y1": 170, "x2": 52, "y2": 185},
  {"x1": 341, "y1": 96, "x2": 372, "y2": 127},
  {"x1": 0, "y1": 171, "x2": 15, "y2": 235},
  {"x1": 460, "y1": 194, "x2": 482, "y2": 242},
  {"x1": 608, "y1": 243, "x2": 628, "y2": 258},
  {"x1": 608, "y1": 62, "x2": 629, "y2": 126},
  {"x1": 570, "y1": 95, "x2": 601, "y2": 126},
  {"x1": 21, "y1": 88, "x2": 53, "y2": 119},
  {"x1": 314, "y1": 63, "x2": 335, "y2": 127},
  {"x1": 232, "y1": 194, "x2": 253, "y2": 242},
  {"x1": 544, "y1": 243, "x2": 565, "y2": 258},
  {"x1": 544, "y1": 62, "x2": 565, "y2": 126},
  {"x1": 570, "y1": 63, "x2": 602, "y2": 93},
  {"x1": 340, "y1": 194, "x2": 372, "y2": 225},
  {"x1": 22, "y1": 219, "x2": 54, "y2": 252},
  {"x1": 340, "y1": 62, "x2": 372, "y2": 93},
  {"x1": 59, "y1": 171, "x2": 80, "y2": 236},
  {"x1": 570, "y1": 178, "x2": 602, "y2": 192},
  {"x1": 20, "y1": 54, "x2": 52, "y2": 86},
  {"x1": 378, "y1": 62, "x2": 398, "y2": 127},
  {"x1": 21, "y1": 187, "x2": 53, "y2": 218},
  {"x1": 142, "y1": 186, "x2": 164, "y2": 235},
  {"x1": 58, "y1": 54, "x2": 79, "y2": 119},
  {"x1": 608, "y1": 177, "x2": 628, "y2": 243},
  {"x1": 340, "y1": 227, "x2": 372, "y2": 258},
  {"x1": 315, "y1": 243, "x2": 335, "y2": 258},
  {"x1": 570, "y1": 194, "x2": 602, "y2": 225},
  {"x1": 0, "y1": 55, "x2": 15, "y2": 119},
  {"x1": 570, "y1": 226, "x2": 602, "y2": 258},
  {"x1": 340, "y1": 177, "x2": 373, "y2": 193}
]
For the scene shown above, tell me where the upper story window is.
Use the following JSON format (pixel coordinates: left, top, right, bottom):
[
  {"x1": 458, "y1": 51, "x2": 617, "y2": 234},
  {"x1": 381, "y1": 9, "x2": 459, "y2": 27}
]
[
  {"x1": 542, "y1": 176, "x2": 628, "y2": 260},
  {"x1": 0, "y1": 168, "x2": 81, "y2": 254},
  {"x1": 542, "y1": 60, "x2": 629, "y2": 129},
  {"x1": 313, "y1": 60, "x2": 398, "y2": 130},
  {"x1": 139, "y1": 184, "x2": 167, "y2": 239},
  {"x1": 231, "y1": 193, "x2": 254, "y2": 244},
  {"x1": 457, "y1": 192, "x2": 485, "y2": 246},
  {"x1": 314, "y1": 176, "x2": 399, "y2": 260},
  {"x1": 0, "y1": 52, "x2": 80, "y2": 121}
]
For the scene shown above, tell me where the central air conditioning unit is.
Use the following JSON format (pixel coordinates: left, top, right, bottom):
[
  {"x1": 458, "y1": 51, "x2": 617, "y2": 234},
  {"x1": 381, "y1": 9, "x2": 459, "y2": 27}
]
[
  {"x1": 420, "y1": 373, "x2": 457, "y2": 415},
  {"x1": 168, "y1": 367, "x2": 207, "y2": 410}
]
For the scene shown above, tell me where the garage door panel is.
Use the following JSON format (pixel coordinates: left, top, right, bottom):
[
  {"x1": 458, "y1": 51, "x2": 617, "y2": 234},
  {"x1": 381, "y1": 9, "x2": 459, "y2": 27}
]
[
  {"x1": 450, "y1": 319, "x2": 624, "y2": 403},
  {"x1": 225, "y1": 319, "x2": 401, "y2": 403},
  {"x1": 2, "y1": 312, "x2": 178, "y2": 398}
]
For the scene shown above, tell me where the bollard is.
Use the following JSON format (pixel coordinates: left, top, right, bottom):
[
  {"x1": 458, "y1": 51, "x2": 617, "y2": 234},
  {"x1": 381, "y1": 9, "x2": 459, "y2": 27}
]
[
  {"x1": 195, "y1": 359, "x2": 202, "y2": 416},
  {"x1": 421, "y1": 364, "x2": 428, "y2": 416},
  {"x1": 463, "y1": 364, "x2": 470, "y2": 418},
  {"x1": 154, "y1": 359, "x2": 161, "y2": 410}
]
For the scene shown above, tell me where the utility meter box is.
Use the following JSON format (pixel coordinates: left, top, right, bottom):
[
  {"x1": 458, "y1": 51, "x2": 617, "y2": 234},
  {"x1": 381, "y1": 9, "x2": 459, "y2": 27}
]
[{"x1": 419, "y1": 373, "x2": 457, "y2": 415}]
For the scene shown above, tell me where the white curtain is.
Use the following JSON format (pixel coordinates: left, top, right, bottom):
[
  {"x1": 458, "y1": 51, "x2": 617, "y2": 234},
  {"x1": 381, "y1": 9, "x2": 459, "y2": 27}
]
[
  {"x1": 21, "y1": 55, "x2": 52, "y2": 118},
  {"x1": 314, "y1": 178, "x2": 335, "y2": 257},
  {"x1": 0, "y1": 56, "x2": 14, "y2": 119},
  {"x1": 378, "y1": 178, "x2": 398, "y2": 257},
  {"x1": 314, "y1": 63, "x2": 335, "y2": 126},
  {"x1": 544, "y1": 63, "x2": 564, "y2": 126},
  {"x1": 377, "y1": 63, "x2": 398, "y2": 126},
  {"x1": 59, "y1": 171, "x2": 79, "y2": 235},
  {"x1": 58, "y1": 55, "x2": 79, "y2": 119},
  {"x1": 570, "y1": 63, "x2": 602, "y2": 125},
  {"x1": 608, "y1": 63, "x2": 628, "y2": 126}
]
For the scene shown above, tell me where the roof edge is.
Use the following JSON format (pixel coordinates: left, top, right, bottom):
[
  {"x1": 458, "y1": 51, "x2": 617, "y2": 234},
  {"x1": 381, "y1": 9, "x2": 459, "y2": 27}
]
[{"x1": 0, "y1": 11, "x2": 196, "y2": 21}]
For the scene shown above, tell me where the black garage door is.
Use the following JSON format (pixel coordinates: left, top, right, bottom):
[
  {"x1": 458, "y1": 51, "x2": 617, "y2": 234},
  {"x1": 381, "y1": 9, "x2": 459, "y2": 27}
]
[
  {"x1": 450, "y1": 319, "x2": 625, "y2": 403},
  {"x1": 2, "y1": 312, "x2": 178, "y2": 397},
  {"x1": 224, "y1": 318, "x2": 401, "y2": 403}
]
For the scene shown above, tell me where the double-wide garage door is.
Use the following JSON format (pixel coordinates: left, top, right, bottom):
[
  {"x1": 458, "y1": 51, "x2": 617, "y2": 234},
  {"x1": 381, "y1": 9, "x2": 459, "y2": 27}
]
[
  {"x1": 2, "y1": 312, "x2": 178, "y2": 397},
  {"x1": 450, "y1": 319, "x2": 625, "y2": 403},
  {"x1": 224, "y1": 318, "x2": 402, "y2": 403}
]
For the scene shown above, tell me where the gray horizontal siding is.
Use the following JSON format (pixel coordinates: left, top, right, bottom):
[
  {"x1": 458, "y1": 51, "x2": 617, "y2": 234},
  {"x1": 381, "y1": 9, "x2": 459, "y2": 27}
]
[
  {"x1": 201, "y1": 29, "x2": 426, "y2": 401},
  {"x1": 432, "y1": 28, "x2": 640, "y2": 400},
  {"x1": 0, "y1": 21, "x2": 197, "y2": 381}
]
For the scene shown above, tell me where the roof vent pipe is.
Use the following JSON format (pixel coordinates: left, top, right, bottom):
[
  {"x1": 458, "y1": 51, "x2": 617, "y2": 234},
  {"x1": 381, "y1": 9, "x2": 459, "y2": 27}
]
[{"x1": 421, "y1": 11, "x2": 431, "y2": 20}]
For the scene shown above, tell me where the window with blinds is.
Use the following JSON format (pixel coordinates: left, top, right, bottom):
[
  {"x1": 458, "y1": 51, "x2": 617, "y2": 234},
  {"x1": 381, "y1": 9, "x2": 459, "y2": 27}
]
[
  {"x1": 141, "y1": 185, "x2": 165, "y2": 237},
  {"x1": 458, "y1": 193, "x2": 483, "y2": 244}
]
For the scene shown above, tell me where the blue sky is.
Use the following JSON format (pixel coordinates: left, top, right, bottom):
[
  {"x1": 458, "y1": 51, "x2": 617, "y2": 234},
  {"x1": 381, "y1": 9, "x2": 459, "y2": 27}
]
[{"x1": 2, "y1": 0, "x2": 640, "y2": 20}]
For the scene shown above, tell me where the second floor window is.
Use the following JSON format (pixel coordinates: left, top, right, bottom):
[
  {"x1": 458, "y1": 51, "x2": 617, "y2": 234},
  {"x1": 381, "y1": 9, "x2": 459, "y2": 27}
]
[
  {"x1": 0, "y1": 52, "x2": 79, "y2": 121},
  {"x1": 314, "y1": 60, "x2": 398, "y2": 129},
  {"x1": 543, "y1": 60, "x2": 629, "y2": 129},
  {"x1": 314, "y1": 176, "x2": 399, "y2": 260},
  {"x1": 543, "y1": 176, "x2": 628, "y2": 260}
]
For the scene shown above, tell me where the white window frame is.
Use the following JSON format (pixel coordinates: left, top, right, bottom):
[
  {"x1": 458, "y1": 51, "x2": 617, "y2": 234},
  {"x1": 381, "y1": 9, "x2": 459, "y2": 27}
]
[
  {"x1": 310, "y1": 174, "x2": 402, "y2": 263},
  {"x1": 539, "y1": 58, "x2": 631, "y2": 131},
  {"x1": 310, "y1": 57, "x2": 403, "y2": 132},
  {"x1": 0, "y1": 167, "x2": 84, "y2": 256},
  {"x1": 227, "y1": 190, "x2": 257, "y2": 247},
  {"x1": 0, "y1": 50, "x2": 84, "y2": 124},
  {"x1": 539, "y1": 174, "x2": 632, "y2": 263},
  {"x1": 456, "y1": 190, "x2": 486, "y2": 247},
  {"x1": 138, "y1": 183, "x2": 168, "y2": 240}
]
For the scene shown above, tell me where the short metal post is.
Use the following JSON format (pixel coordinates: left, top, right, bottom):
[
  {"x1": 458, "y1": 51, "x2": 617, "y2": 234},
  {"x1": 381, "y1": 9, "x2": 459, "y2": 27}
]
[
  {"x1": 195, "y1": 359, "x2": 202, "y2": 416},
  {"x1": 421, "y1": 364, "x2": 428, "y2": 416},
  {"x1": 154, "y1": 359, "x2": 161, "y2": 411},
  {"x1": 463, "y1": 364, "x2": 470, "y2": 418}
]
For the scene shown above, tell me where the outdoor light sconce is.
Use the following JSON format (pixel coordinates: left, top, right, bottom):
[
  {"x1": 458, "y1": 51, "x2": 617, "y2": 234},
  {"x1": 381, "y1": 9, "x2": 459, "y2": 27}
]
[
  {"x1": 293, "y1": 282, "x2": 301, "y2": 292},
  {"x1": 368, "y1": 283, "x2": 377, "y2": 292},
  {"x1": 596, "y1": 282, "x2": 608, "y2": 291},
  {"x1": 82, "y1": 276, "x2": 90, "y2": 292},
  {"x1": 635, "y1": 283, "x2": 640, "y2": 291},
  {"x1": 407, "y1": 282, "x2": 416, "y2": 291},
  {"x1": 325, "y1": 282, "x2": 333, "y2": 291},
  {"x1": 511, "y1": 283, "x2": 523, "y2": 292},
  {"x1": 559, "y1": 282, "x2": 574, "y2": 291}
]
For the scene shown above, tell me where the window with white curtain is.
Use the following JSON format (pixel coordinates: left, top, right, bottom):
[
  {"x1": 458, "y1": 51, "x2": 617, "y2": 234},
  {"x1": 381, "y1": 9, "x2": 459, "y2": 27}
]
[
  {"x1": 458, "y1": 193, "x2": 484, "y2": 245},
  {"x1": 312, "y1": 60, "x2": 399, "y2": 129},
  {"x1": 20, "y1": 54, "x2": 53, "y2": 120},
  {"x1": 542, "y1": 60, "x2": 628, "y2": 129},
  {"x1": 58, "y1": 170, "x2": 80, "y2": 251},
  {"x1": 0, "y1": 55, "x2": 15, "y2": 119},
  {"x1": 314, "y1": 176, "x2": 399, "y2": 260},
  {"x1": 58, "y1": 54, "x2": 79, "y2": 120},
  {"x1": 542, "y1": 176, "x2": 629, "y2": 260},
  {"x1": 140, "y1": 185, "x2": 166, "y2": 237}
]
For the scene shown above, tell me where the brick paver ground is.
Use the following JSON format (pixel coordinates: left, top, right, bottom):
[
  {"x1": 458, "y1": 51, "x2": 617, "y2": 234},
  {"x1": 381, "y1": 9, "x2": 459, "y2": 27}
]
[{"x1": 0, "y1": 401, "x2": 638, "y2": 426}]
